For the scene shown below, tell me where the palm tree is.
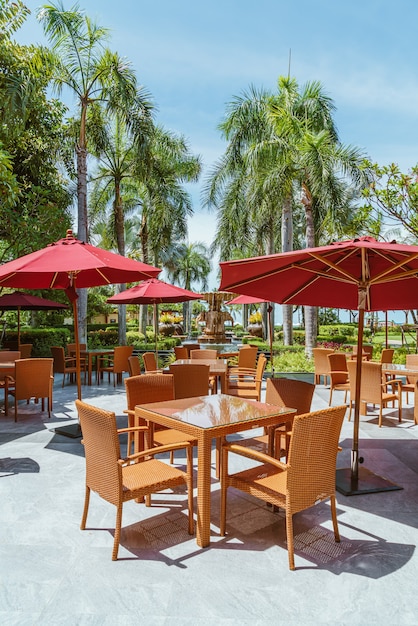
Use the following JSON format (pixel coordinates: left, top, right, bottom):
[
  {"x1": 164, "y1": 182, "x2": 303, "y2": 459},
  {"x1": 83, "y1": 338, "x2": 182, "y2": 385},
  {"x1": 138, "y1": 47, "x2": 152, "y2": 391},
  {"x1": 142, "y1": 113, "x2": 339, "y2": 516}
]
[
  {"x1": 164, "y1": 242, "x2": 211, "y2": 335},
  {"x1": 37, "y1": 1, "x2": 151, "y2": 341},
  {"x1": 204, "y1": 76, "x2": 368, "y2": 352}
]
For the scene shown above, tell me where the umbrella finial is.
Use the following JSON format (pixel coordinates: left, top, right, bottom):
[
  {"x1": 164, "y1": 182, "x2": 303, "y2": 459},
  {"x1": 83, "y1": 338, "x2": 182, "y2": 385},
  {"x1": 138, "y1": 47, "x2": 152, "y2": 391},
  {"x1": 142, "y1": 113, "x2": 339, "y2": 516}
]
[{"x1": 66, "y1": 229, "x2": 75, "y2": 240}]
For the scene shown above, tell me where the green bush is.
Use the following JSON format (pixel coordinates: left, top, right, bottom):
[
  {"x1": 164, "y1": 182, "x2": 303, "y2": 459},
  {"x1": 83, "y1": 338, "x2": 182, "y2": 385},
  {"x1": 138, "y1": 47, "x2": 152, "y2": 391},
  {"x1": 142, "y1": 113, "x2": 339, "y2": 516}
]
[{"x1": 3, "y1": 328, "x2": 71, "y2": 357}]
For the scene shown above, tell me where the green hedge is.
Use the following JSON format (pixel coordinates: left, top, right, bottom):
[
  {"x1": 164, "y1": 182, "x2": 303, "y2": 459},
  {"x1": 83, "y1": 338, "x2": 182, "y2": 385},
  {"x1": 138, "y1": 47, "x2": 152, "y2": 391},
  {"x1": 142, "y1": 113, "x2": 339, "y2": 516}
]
[{"x1": 3, "y1": 328, "x2": 71, "y2": 357}]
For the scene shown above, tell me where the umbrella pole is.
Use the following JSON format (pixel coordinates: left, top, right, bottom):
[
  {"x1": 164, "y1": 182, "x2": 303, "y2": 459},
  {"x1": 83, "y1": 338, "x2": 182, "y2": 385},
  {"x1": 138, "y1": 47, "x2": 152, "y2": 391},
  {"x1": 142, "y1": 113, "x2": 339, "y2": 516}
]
[
  {"x1": 54, "y1": 295, "x2": 82, "y2": 438},
  {"x1": 17, "y1": 307, "x2": 20, "y2": 349},
  {"x1": 154, "y1": 303, "x2": 158, "y2": 360},
  {"x1": 268, "y1": 305, "x2": 274, "y2": 377},
  {"x1": 336, "y1": 305, "x2": 402, "y2": 495}
]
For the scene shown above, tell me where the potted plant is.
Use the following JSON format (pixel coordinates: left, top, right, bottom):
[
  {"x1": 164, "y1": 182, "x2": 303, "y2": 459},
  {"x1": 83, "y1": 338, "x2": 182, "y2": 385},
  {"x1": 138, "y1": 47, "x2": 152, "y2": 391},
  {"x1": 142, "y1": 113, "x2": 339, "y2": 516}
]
[
  {"x1": 248, "y1": 311, "x2": 263, "y2": 337},
  {"x1": 159, "y1": 312, "x2": 176, "y2": 336}
]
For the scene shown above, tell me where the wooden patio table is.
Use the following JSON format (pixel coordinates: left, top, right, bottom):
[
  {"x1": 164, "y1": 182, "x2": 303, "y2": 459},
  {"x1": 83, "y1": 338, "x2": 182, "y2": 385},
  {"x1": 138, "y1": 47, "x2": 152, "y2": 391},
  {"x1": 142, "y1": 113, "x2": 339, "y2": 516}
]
[
  {"x1": 80, "y1": 349, "x2": 114, "y2": 385},
  {"x1": 135, "y1": 393, "x2": 295, "y2": 547}
]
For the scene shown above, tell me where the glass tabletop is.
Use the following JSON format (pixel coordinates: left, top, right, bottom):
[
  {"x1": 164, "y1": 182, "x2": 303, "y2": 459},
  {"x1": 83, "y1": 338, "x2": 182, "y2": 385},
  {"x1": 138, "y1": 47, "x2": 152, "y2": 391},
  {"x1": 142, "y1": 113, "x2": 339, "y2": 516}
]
[{"x1": 138, "y1": 393, "x2": 293, "y2": 430}]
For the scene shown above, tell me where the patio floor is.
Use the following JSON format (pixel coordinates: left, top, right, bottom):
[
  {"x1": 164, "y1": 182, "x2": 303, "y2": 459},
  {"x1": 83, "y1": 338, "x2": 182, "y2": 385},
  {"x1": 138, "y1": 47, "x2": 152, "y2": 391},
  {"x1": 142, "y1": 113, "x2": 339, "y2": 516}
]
[{"x1": 1, "y1": 373, "x2": 418, "y2": 625}]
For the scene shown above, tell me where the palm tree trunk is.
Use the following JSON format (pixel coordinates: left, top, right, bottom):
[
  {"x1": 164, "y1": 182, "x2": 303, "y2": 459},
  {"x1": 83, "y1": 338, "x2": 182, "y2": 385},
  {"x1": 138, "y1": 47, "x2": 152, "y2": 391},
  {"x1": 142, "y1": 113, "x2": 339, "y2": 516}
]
[
  {"x1": 114, "y1": 181, "x2": 127, "y2": 345},
  {"x1": 281, "y1": 195, "x2": 293, "y2": 345}
]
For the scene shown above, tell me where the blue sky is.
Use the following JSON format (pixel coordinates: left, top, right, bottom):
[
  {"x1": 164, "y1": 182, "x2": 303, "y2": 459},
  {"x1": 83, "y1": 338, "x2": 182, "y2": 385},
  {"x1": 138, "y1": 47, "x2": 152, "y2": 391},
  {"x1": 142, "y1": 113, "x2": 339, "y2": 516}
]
[{"x1": 16, "y1": 1, "x2": 418, "y2": 321}]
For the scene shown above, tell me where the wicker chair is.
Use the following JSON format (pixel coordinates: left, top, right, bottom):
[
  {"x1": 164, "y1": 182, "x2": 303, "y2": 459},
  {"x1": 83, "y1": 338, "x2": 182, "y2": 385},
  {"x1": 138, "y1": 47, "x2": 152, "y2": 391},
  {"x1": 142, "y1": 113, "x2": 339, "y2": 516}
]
[
  {"x1": 234, "y1": 377, "x2": 315, "y2": 463},
  {"x1": 128, "y1": 355, "x2": 141, "y2": 377},
  {"x1": 124, "y1": 373, "x2": 197, "y2": 461},
  {"x1": 169, "y1": 362, "x2": 211, "y2": 399},
  {"x1": 312, "y1": 348, "x2": 334, "y2": 385},
  {"x1": 0, "y1": 351, "x2": 20, "y2": 413},
  {"x1": 380, "y1": 348, "x2": 394, "y2": 364},
  {"x1": 142, "y1": 351, "x2": 160, "y2": 373},
  {"x1": 190, "y1": 349, "x2": 218, "y2": 360},
  {"x1": 190, "y1": 349, "x2": 218, "y2": 392},
  {"x1": 174, "y1": 346, "x2": 188, "y2": 360},
  {"x1": 347, "y1": 360, "x2": 402, "y2": 427},
  {"x1": 327, "y1": 353, "x2": 350, "y2": 406},
  {"x1": 75, "y1": 399, "x2": 194, "y2": 560},
  {"x1": 400, "y1": 354, "x2": 418, "y2": 403},
  {"x1": 50, "y1": 346, "x2": 79, "y2": 387},
  {"x1": 226, "y1": 354, "x2": 267, "y2": 401},
  {"x1": 98, "y1": 345, "x2": 133, "y2": 386},
  {"x1": 220, "y1": 405, "x2": 346, "y2": 570},
  {"x1": 18, "y1": 344, "x2": 32, "y2": 359},
  {"x1": 5, "y1": 358, "x2": 54, "y2": 421},
  {"x1": 237, "y1": 345, "x2": 258, "y2": 369}
]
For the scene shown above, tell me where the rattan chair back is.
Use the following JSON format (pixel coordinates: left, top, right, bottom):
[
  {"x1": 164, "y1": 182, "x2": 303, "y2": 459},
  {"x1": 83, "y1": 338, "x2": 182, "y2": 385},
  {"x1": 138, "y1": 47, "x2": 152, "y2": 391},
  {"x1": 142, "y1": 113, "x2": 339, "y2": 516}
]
[
  {"x1": 190, "y1": 349, "x2": 218, "y2": 359},
  {"x1": 380, "y1": 348, "x2": 394, "y2": 364},
  {"x1": 174, "y1": 346, "x2": 188, "y2": 360},
  {"x1": 238, "y1": 345, "x2": 258, "y2": 369},
  {"x1": 6, "y1": 358, "x2": 53, "y2": 421},
  {"x1": 169, "y1": 363, "x2": 210, "y2": 399},
  {"x1": 142, "y1": 351, "x2": 158, "y2": 372},
  {"x1": 266, "y1": 377, "x2": 314, "y2": 415},
  {"x1": 312, "y1": 348, "x2": 334, "y2": 385},
  {"x1": 347, "y1": 359, "x2": 402, "y2": 426},
  {"x1": 18, "y1": 344, "x2": 32, "y2": 359},
  {"x1": 128, "y1": 355, "x2": 141, "y2": 377}
]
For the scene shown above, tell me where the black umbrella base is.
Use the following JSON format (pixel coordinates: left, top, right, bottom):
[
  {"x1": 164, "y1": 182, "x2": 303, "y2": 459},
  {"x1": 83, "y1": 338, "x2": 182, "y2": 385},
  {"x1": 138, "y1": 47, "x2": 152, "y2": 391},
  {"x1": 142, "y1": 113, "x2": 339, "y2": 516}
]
[
  {"x1": 336, "y1": 466, "x2": 403, "y2": 496},
  {"x1": 54, "y1": 423, "x2": 82, "y2": 438}
]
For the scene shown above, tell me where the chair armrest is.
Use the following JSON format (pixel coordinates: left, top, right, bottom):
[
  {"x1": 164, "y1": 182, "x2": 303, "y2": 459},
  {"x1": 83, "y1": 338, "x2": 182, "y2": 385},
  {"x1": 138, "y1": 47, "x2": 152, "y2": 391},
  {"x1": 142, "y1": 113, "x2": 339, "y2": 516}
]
[
  {"x1": 121, "y1": 440, "x2": 194, "y2": 464},
  {"x1": 381, "y1": 379, "x2": 402, "y2": 392},
  {"x1": 223, "y1": 441, "x2": 288, "y2": 470}
]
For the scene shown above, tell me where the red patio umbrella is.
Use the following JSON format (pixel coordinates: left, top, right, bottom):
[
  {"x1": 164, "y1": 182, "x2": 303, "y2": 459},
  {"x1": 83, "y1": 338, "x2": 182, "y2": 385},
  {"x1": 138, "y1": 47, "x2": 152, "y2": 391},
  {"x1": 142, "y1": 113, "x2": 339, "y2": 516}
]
[
  {"x1": 107, "y1": 278, "x2": 201, "y2": 357},
  {"x1": 219, "y1": 236, "x2": 418, "y2": 495},
  {"x1": 0, "y1": 291, "x2": 69, "y2": 347},
  {"x1": 226, "y1": 294, "x2": 274, "y2": 374},
  {"x1": 0, "y1": 230, "x2": 160, "y2": 401}
]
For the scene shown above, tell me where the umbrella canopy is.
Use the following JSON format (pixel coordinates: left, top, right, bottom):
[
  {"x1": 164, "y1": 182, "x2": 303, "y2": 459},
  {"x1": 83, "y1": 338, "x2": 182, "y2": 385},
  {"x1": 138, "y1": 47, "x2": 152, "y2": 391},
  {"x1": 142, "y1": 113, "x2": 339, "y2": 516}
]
[
  {"x1": 219, "y1": 236, "x2": 418, "y2": 495},
  {"x1": 0, "y1": 230, "x2": 161, "y2": 400},
  {"x1": 0, "y1": 291, "x2": 69, "y2": 347},
  {"x1": 107, "y1": 278, "x2": 201, "y2": 355}
]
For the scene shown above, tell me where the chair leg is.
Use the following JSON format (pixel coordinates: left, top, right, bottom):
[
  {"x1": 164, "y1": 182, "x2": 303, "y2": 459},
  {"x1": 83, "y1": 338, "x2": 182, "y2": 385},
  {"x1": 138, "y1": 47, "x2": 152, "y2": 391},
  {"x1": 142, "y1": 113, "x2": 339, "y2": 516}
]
[
  {"x1": 186, "y1": 445, "x2": 194, "y2": 535},
  {"x1": 286, "y1": 510, "x2": 295, "y2": 570},
  {"x1": 112, "y1": 503, "x2": 123, "y2": 561},
  {"x1": 330, "y1": 495, "x2": 340, "y2": 543},
  {"x1": 80, "y1": 486, "x2": 90, "y2": 530}
]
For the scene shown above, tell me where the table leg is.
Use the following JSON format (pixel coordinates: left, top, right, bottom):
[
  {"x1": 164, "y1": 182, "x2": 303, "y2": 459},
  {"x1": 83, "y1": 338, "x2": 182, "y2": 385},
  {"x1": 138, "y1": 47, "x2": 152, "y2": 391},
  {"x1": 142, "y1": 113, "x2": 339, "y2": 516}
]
[{"x1": 196, "y1": 432, "x2": 213, "y2": 548}]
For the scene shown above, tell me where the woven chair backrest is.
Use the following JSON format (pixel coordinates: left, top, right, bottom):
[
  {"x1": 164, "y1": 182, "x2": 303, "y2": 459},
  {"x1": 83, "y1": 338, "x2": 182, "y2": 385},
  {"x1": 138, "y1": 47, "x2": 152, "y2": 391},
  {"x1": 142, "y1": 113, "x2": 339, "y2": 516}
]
[
  {"x1": 142, "y1": 352, "x2": 158, "y2": 372},
  {"x1": 174, "y1": 346, "x2": 188, "y2": 360},
  {"x1": 312, "y1": 348, "x2": 334, "y2": 375},
  {"x1": 266, "y1": 377, "x2": 314, "y2": 416},
  {"x1": 18, "y1": 344, "x2": 32, "y2": 359},
  {"x1": 15, "y1": 358, "x2": 53, "y2": 401},
  {"x1": 128, "y1": 355, "x2": 141, "y2": 377},
  {"x1": 50, "y1": 346, "x2": 67, "y2": 372},
  {"x1": 76, "y1": 400, "x2": 121, "y2": 506},
  {"x1": 238, "y1": 346, "x2": 258, "y2": 369},
  {"x1": 125, "y1": 373, "x2": 175, "y2": 411},
  {"x1": 287, "y1": 405, "x2": 346, "y2": 512},
  {"x1": 380, "y1": 349, "x2": 394, "y2": 364},
  {"x1": 112, "y1": 346, "x2": 133, "y2": 374},
  {"x1": 169, "y1": 363, "x2": 210, "y2": 399},
  {"x1": 328, "y1": 353, "x2": 348, "y2": 373},
  {"x1": 190, "y1": 349, "x2": 218, "y2": 360}
]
